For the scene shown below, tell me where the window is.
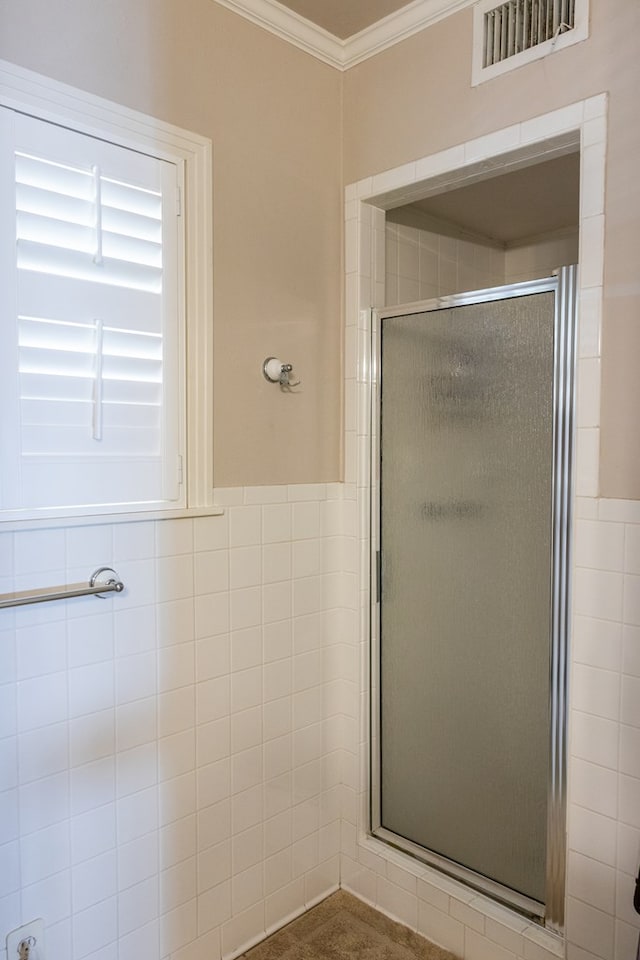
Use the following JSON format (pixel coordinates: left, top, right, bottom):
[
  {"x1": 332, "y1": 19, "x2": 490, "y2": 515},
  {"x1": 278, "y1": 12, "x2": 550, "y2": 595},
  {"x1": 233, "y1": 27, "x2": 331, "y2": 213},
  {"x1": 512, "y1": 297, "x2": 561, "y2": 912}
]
[{"x1": 0, "y1": 59, "x2": 213, "y2": 524}]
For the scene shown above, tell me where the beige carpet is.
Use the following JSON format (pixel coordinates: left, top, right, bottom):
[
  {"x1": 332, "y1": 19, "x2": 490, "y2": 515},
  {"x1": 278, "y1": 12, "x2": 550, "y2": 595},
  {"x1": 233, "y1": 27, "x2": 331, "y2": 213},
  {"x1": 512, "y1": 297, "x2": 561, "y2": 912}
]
[{"x1": 240, "y1": 890, "x2": 457, "y2": 960}]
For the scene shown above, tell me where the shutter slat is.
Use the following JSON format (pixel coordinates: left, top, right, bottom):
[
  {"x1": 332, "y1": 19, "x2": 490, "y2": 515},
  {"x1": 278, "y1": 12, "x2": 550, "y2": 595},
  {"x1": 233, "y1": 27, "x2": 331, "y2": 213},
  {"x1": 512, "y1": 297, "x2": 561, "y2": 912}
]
[
  {"x1": 16, "y1": 182, "x2": 93, "y2": 227},
  {"x1": 18, "y1": 272, "x2": 161, "y2": 334},
  {"x1": 101, "y1": 178, "x2": 162, "y2": 219},
  {"x1": 21, "y1": 398, "x2": 160, "y2": 429},
  {"x1": 17, "y1": 240, "x2": 163, "y2": 292},
  {"x1": 21, "y1": 425, "x2": 161, "y2": 456},
  {"x1": 16, "y1": 153, "x2": 93, "y2": 200}
]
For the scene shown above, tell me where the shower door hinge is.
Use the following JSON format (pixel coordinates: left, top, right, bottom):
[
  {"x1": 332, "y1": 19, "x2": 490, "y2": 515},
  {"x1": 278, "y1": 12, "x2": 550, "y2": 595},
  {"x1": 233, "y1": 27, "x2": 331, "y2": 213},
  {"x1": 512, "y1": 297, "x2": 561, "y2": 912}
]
[
  {"x1": 376, "y1": 550, "x2": 381, "y2": 604},
  {"x1": 176, "y1": 185, "x2": 182, "y2": 217},
  {"x1": 177, "y1": 454, "x2": 184, "y2": 485}
]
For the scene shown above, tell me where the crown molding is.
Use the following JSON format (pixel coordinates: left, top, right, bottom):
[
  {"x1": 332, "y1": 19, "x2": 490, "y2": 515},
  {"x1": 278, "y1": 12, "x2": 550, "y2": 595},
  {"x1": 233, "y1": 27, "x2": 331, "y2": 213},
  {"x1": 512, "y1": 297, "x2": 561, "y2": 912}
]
[
  {"x1": 212, "y1": 0, "x2": 474, "y2": 70},
  {"x1": 213, "y1": 0, "x2": 345, "y2": 68}
]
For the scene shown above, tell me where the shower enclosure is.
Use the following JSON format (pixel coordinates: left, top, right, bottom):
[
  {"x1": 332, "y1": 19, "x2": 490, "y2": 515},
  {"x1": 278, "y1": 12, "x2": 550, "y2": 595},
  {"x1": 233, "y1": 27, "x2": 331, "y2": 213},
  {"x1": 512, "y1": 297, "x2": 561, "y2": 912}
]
[{"x1": 370, "y1": 269, "x2": 576, "y2": 931}]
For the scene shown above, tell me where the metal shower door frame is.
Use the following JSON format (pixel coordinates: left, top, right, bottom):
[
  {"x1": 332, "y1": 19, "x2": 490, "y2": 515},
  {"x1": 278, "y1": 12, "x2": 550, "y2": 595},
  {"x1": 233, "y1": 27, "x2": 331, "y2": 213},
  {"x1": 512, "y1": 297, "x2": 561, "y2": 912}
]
[{"x1": 369, "y1": 268, "x2": 577, "y2": 933}]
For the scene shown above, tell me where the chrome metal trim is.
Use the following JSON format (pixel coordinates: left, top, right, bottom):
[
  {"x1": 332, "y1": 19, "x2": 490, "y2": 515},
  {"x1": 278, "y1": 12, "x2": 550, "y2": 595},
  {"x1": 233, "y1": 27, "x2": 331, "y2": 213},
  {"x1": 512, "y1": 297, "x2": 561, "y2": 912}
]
[
  {"x1": 374, "y1": 826, "x2": 545, "y2": 921},
  {"x1": 545, "y1": 264, "x2": 577, "y2": 933},
  {"x1": 0, "y1": 566, "x2": 125, "y2": 609},
  {"x1": 371, "y1": 273, "x2": 575, "y2": 931}
]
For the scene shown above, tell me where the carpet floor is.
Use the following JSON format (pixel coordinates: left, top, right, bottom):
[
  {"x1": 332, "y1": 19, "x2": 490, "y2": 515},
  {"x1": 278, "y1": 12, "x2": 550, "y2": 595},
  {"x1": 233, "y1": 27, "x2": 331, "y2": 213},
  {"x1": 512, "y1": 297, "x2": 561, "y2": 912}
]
[{"x1": 240, "y1": 890, "x2": 458, "y2": 960}]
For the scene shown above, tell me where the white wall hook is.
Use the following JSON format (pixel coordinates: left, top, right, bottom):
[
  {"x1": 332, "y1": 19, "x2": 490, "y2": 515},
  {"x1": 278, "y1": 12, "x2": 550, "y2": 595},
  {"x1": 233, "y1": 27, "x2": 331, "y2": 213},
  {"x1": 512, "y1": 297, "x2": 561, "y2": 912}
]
[{"x1": 262, "y1": 357, "x2": 301, "y2": 389}]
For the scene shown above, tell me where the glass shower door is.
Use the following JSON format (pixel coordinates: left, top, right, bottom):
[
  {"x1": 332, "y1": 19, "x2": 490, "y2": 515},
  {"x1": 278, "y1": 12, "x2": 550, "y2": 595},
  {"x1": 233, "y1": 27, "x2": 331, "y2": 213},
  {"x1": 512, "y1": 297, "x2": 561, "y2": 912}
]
[{"x1": 372, "y1": 272, "x2": 575, "y2": 926}]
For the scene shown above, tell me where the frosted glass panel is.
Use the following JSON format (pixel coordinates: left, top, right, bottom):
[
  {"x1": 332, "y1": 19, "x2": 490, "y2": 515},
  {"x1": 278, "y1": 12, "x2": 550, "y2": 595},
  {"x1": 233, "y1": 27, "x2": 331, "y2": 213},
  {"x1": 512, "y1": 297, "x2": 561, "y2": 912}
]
[{"x1": 379, "y1": 292, "x2": 555, "y2": 904}]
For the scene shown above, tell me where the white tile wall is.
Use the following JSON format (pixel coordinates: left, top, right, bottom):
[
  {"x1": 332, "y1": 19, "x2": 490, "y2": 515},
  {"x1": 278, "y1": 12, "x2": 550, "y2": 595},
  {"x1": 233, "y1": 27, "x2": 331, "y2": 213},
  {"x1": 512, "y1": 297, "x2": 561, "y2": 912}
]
[
  {"x1": 385, "y1": 219, "x2": 579, "y2": 307},
  {"x1": 0, "y1": 485, "x2": 343, "y2": 960},
  {"x1": 343, "y1": 95, "x2": 640, "y2": 960}
]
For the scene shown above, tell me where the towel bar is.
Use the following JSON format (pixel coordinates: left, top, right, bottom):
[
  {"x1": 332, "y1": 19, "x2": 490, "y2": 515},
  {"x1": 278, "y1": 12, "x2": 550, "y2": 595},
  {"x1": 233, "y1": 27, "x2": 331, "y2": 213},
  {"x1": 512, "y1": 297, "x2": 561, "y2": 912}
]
[{"x1": 0, "y1": 566, "x2": 125, "y2": 609}]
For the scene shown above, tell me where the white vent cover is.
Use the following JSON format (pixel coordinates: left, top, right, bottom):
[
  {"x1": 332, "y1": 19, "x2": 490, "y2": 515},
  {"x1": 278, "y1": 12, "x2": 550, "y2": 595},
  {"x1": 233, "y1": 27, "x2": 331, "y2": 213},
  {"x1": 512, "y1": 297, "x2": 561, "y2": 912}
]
[{"x1": 472, "y1": 0, "x2": 588, "y2": 85}]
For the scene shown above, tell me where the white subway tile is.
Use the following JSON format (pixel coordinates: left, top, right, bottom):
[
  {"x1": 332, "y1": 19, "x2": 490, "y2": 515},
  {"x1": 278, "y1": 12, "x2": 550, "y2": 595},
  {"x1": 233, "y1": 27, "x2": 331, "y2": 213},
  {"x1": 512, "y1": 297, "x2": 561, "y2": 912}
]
[
  {"x1": 571, "y1": 711, "x2": 619, "y2": 769},
  {"x1": 14, "y1": 529, "x2": 65, "y2": 576},
  {"x1": 621, "y1": 675, "x2": 640, "y2": 729},
  {"x1": 572, "y1": 663, "x2": 620, "y2": 721},
  {"x1": 116, "y1": 743, "x2": 157, "y2": 799},
  {"x1": 622, "y1": 625, "x2": 640, "y2": 677},
  {"x1": 198, "y1": 798, "x2": 230, "y2": 852},
  {"x1": 575, "y1": 518, "x2": 624, "y2": 572},
  {"x1": 620, "y1": 725, "x2": 640, "y2": 779},
  {"x1": 67, "y1": 723, "x2": 108, "y2": 783},
  {"x1": 232, "y1": 745, "x2": 262, "y2": 796},
  {"x1": 229, "y1": 507, "x2": 261, "y2": 548},
  {"x1": 624, "y1": 575, "x2": 640, "y2": 626},
  {"x1": 229, "y1": 546, "x2": 260, "y2": 590},
  {"x1": 158, "y1": 686, "x2": 193, "y2": 739},
  {"x1": 159, "y1": 897, "x2": 196, "y2": 956},
  {"x1": 159, "y1": 729, "x2": 195, "y2": 782},
  {"x1": 72, "y1": 850, "x2": 117, "y2": 912},
  {"x1": 196, "y1": 675, "x2": 229, "y2": 726},
  {"x1": 70, "y1": 758, "x2": 115, "y2": 815},
  {"x1": 158, "y1": 643, "x2": 195, "y2": 693},
  {"x1": 160, "y1": 813, "x2": 197, "y2": 869},
  {"x1": 159, "y1": 771, "x2": 196, "y2": 826},
  {"x1": 568, "y1": 804, "x2": 616, "y2": 866},
  {"x1": 197, "y1": 838, "x2": 230, "y2": 893},
  {"x1": 570, "y1": 758, "x2": 617, "y2": 818},
  {"x1": 230, "y1": 586, "x2": 262, "y2": 631},
  {"x1": 196, "y1": 717, "x2": 230, "y2": 768},
  {"x1": 155, "y1": 518, "x2": 193, "y2": 557},
  {"x1": 194, "y1": 514, "x2": 229, "y2": 552},
  {"x1": 21, "y1": 871, "x2": 71, "y2": 926},
  {"x1": 118, "y1": 871, "x2": 159, "y2": 935},
  {"x1": 70, "y1": 663, "x2": 114, "y2": 719},
  {"x1": 197, "y1": 881, "x2": 231, "y2": 935},
  {"x1": 567, "y1": 850, "x2": 616, "y2": 914},
  {"x1": 263, "y1": 581, "x2": 291, "y2": 623},
  {"x1": 263, "y1": 504, "x2": 292, "y2": 544},
  {"x1": 116, "y1": 788, "x2": 157, "y2": 846},
  {"x1": 116, "y1": 651, "x2": 156, "y2": 704},
  {"x1": 18, "y1": 671, "x2": 68, "y2": 731},
  {"x1": 292, "y1": 503, "x2": 321, "y2": 541},
  {"x1": 72, "y1": 804, "x2": 116, "y2": 864},
  {"x1": 566, "y1": 896, "x2": 614, "y2": 960},
  {"x1": 417, "y1": 900, "x2": 464, "y2": 955},
  {"x1": 68, "y1": 613, "x2": 113, "y2": 668},
  {"x1": 113, "y1": 521, "x2": 155, "y2": 562},
  {"x1": 17, "y1": 620, "x2": 66, "y2": 679},
  {"x1": 262, "y1": 543, "x2": 291, "y2": 586},
  {"x1": 466, "y1": 928, "x2": 516, "y2": 960},
  {"x1": 114, "y1": 605, "x2": 156, "y2": 657},
  {"x1": 222, "y1": 901, "x2": 265, "y2": 958},
  {"x1": 572, "y1": 616, "x2": 622, "y2": 672},
  {"x1": 195, "y1": 549, "x2": 229, "y2": 595},
  {"x1": 21, "y1": 820, "x2": 70, "y2": 885},
  {"x1": 573, "y1": 568, "x2": 623, "y2": 623}
]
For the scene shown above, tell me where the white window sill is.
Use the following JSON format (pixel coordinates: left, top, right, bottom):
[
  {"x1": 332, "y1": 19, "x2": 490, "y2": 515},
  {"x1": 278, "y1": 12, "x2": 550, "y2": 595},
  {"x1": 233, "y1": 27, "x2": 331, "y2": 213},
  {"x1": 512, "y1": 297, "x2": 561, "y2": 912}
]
[{"x1": 0, "y1": 505, "x2": 225, "y2": 533}]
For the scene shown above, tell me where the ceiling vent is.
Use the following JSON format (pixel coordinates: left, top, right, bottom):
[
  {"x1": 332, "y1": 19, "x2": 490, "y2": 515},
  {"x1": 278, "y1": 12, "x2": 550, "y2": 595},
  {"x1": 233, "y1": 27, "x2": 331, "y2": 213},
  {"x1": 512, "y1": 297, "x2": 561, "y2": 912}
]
[{"x1": 472, "y1": 0, "x2": 589, "y2": 85}]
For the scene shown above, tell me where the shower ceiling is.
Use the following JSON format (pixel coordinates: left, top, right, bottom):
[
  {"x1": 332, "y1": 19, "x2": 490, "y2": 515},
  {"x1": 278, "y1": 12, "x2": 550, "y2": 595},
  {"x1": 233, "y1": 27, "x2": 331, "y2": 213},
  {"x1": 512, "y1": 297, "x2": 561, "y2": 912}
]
[
  {"x1": 393, "y1": 152, "x2": 581, "y2": 245},
  {"x1": 273, "y1": 0, "x2": 417, "y2": 38}
]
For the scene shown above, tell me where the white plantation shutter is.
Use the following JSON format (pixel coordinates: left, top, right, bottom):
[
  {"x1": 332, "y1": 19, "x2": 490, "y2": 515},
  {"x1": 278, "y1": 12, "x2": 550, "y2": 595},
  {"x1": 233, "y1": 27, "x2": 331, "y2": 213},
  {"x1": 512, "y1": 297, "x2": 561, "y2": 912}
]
[{"x1": 0, "y1": 107, "x2": 184, "y2": 514}]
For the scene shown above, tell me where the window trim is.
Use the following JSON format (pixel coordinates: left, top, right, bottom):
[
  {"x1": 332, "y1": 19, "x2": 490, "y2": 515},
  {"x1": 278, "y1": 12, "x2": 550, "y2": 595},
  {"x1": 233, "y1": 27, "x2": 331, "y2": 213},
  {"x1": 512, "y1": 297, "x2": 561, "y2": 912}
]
[{"x1": 0, "y1": 57, "x2": 215, "y2": 527}]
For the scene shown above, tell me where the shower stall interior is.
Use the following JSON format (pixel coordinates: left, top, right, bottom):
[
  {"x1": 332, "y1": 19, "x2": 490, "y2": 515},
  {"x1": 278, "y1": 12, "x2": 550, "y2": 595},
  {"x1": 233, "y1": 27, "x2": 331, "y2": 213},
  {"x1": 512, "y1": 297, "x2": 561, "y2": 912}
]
[{"x1": 370, "y1": 268, "x2": 577, "y2": 932}]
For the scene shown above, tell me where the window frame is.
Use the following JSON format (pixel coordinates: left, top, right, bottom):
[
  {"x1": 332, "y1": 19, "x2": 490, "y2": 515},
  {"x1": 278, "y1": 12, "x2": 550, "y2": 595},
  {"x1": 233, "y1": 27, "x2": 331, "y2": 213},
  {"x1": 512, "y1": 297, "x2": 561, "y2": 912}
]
[{"x1": 0, "y1": 57, "x2": 216, "y2": 527}]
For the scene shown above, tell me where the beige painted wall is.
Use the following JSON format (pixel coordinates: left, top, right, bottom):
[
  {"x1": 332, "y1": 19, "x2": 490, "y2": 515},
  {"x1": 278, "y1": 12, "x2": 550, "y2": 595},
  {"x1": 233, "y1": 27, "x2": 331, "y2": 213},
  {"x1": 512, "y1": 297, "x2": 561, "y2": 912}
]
[
  {"x1": 343, "y1": 2, "x2": 640, "y2": 500},
  {"x1": 0, "y1": 0, "x2": 343, "y2": 487}
]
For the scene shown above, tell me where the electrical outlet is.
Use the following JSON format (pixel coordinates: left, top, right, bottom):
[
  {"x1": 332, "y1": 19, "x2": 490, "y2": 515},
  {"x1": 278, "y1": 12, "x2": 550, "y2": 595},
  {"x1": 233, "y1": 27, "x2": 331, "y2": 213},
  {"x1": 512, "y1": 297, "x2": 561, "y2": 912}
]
[{"x1": 6, "y1": 921, "x2": 44, "y2": 960}]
